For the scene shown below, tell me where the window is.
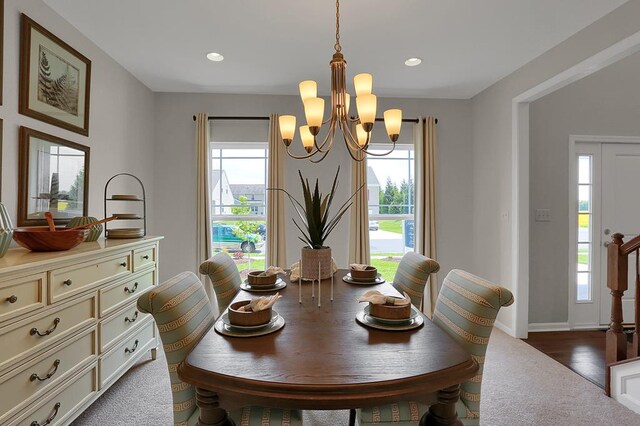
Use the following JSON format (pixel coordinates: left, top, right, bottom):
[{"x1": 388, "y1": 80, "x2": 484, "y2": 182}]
[
  {"x1": 576, "y1": 155, "x2": 593, "y2": 302},
  {"x1": 210, "y1": 143, "x2": 268, "y2": 277},
  {"x1": 367, "y1": 146, "x2": 415, "y2": 278}
]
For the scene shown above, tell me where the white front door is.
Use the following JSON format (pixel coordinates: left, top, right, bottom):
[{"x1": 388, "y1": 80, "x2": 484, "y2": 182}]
[{"x1": 599, "y1": 143, "x2": 640, "y2": 325}]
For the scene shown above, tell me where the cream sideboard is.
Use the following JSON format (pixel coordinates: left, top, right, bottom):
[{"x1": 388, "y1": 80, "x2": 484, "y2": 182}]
[{"x1": 0, "y1": 236, "x2": 162, "y2": 426}]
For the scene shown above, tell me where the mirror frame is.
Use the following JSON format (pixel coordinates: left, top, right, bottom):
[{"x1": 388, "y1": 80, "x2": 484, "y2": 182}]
[{"x1": 18, "y1": 126, "x2": 90, "y2": 226}]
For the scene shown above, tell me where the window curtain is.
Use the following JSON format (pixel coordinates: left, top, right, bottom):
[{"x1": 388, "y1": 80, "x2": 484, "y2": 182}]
[
  {"x1": 195, "y1": 113, "x2": 214, "y2": 306},
  {"x1": 266, "y1": 114, "x2": 287, "y2": 268},
  {"x1": 414, "y1": 117, "x2": 438, "y2": 315},
  {"x1": 348, "y1": 147, "x2": 370, "y2": 264}
]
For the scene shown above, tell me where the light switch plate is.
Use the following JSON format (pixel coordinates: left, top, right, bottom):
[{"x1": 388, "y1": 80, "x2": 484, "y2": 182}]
[{"x1": 535, "y1": 209, "x2": 551, "y2": 222}]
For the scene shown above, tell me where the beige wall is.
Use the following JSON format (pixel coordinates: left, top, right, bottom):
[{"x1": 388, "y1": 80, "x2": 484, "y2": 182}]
[
  {"x1": 529, "y1": 51, "x2": 640, "y2": 324},
  {"x1": 0, "y1": 0, "x2": 156, "y2": 234},
  {"x1": 470, "y1": 0, "x2": 640, "y2": 335},
  {"x1": 153, "y1": 93, "x2": 474, "y2": 285}
]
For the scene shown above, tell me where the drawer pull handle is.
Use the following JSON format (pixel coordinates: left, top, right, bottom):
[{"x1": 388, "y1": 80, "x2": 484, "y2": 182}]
[
  {"x1": 63, "y1": 279, "x2": 72, "y2": 286},
  {"x1": 30, "y1": 318, "x2": 61, "y2": 337},
  {"x1": 120, "y1": 262, "x2": 127, "y2": 267},
  {"x1": 30, "y1": 402, "x2": 61, "y2": 426},
  {"x1": 125, "y1": 339, "x2": 139, "y2": 354},
  {"x1": 142, "y1": 255, "x2": 150, "y2": 260},
  {"x1": 6, "y1": 295, "x2": 18, "y2": 303},
  {"x1": 30, "y1": 359, "x2": 61, "y2": 382},
  {"x1": 124, "y1": 282, "x2": 138, "y2": 294},
  {"x1": 125, "y1": 311, "x2": 139, "y2": 323}
]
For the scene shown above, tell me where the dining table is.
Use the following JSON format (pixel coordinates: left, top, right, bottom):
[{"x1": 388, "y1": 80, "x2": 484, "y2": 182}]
[{"x1": 178, "y1": 269, "x2": 478, "y2": 426}]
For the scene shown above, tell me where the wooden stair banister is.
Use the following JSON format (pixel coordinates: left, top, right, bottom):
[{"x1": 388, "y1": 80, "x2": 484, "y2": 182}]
[{"x1": 605, "y1": 233, "x2": 640, "y2": 396}]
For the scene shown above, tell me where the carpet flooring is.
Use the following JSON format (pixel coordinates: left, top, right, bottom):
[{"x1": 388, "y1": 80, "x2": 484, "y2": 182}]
[{"x1": 72, "y1": 329, "x2": 640, "y2": 425}]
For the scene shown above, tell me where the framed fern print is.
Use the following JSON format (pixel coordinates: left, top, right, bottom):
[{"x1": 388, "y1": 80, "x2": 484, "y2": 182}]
[{"x1": 19, "y1": 14, "x2": 91, "y2": 136}]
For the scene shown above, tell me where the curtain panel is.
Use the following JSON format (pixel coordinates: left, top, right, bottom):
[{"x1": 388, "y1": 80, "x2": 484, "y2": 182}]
[
  {"x1": 414, "y1": 117, "x2": 438, "y2": 315},
  {"x1": 195, "y1": 113, "x2": 214, "y2": 306},
  {"x1": 348, "y1": 148, "x2": 370, "y2": 264},
  {"x1": 266, "y1": 114, "x2": 287, "y2": 268}
]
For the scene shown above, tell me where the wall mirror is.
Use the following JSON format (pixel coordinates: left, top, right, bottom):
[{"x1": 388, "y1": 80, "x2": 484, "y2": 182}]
[{"x1": 18, "y1": 126, "x2": 89, "y2": 226}]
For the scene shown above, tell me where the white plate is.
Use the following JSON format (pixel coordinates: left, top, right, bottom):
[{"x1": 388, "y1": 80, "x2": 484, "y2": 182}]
[
  {"x1": 356, "y1": 308, "x2": 424, "y2": 331},
  {"x1": 363, "y1": 304, "x2": 419, "y2": 325},
  {"x1": 342, "y1": 274, "x2": 385, "y2": 285},
  {"x1": 219, "y1": 310, "x2": 279, "y2": 331},
  {"x1": 240, "y1": 278, "x2": 286, "y2": 292},
  {"x1": 215, "y1": 311, "x2": 285, "y2": 338}
]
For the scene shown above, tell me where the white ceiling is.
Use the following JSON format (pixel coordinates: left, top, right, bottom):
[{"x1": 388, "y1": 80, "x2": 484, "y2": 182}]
[{"x1": 43, "y1": 0, "x2": 628, "y2": 99}]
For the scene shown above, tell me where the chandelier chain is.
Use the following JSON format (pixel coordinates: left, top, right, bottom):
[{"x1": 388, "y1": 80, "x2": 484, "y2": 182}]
[{"x1": 334, "y1": 0, "x2": 341, "y2": 52}]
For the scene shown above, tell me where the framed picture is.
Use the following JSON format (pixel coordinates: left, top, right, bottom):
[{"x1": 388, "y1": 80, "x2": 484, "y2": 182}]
[
  {"x1": 18, "y1": 126, "x2": 90, "y2": 226},
  {"x1": 19, "y1": 14, "x2": 91, "y2": 136}
]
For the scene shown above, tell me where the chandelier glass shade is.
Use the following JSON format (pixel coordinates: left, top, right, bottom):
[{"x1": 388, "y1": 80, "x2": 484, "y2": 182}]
[{"x1": 279, "y1": 0, "x2": 402, "y2": 162}]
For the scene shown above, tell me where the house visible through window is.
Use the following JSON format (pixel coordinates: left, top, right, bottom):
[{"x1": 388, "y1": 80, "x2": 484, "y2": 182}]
[
  {"x1": 211, "y1": 144, "x2": 268, "y2": 276},
  {"x1": 367, "y1": 146, "x2": 415, "y2": 278}
]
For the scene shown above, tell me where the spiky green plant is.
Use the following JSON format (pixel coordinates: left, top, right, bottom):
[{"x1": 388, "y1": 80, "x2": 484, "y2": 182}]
[{"x1": 270, "y1": 167, "x2": 364, "y2": 249}]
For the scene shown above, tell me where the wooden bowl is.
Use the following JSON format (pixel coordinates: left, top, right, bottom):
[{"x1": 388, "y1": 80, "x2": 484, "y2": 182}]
[
  {"x1": 13, "y1": 227, "x2": 90, "y2": 252},
  {"x1": 228, "y1": 300, "x2": 272, "y2": 327},
  {"x1": 369, "y1": 302, "x2": 412, "y2": 320},
  {"x1": 350, "y1": 266, "x2": 378, "y2": 280},
  {"x1": 247, "y1": 271, "x2": 277, "y2": 286}
]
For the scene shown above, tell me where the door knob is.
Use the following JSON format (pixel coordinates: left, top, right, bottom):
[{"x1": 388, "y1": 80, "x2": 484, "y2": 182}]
[
  {"x1": 604, "y1": 228, "x2": 611, "y2": 235},
  {"x1": 604, "y1": 241, "x2": 611, "y2": 247}
]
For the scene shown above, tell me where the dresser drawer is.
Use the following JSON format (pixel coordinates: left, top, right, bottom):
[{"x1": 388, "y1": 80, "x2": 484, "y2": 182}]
[
  {"x1": 8, "y1": 364, "x2": 97, "y2": 426},
  {"x1": 100, "y1": 302, "x2": 151, "y2": 352},
  {"x1": 0, "y1": 294, "x2": 97, "y2": 373},
  {"x1": 49, "y1": 252, "x2": 132, "y2": 304},
  {"x1": 100, "y1": 269, "x2": 155, "y2": 317},
  {"x1": 0, "y1": 273, "x2": 46, "y2": 324},
  {"x1": 0, "y1": 328, "x2": 96, "y2": 424},
  {"x1": 133, "y1": 244, "x2": 156, "y2": 272},
  {"x1": 100, "y1": 319, "x2": 155, "y2": 388}
]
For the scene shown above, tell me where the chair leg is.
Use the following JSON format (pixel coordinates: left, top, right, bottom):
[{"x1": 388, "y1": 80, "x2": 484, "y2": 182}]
[{"x1": 349, "y1": 408, "x2": 356, "y2": 426}]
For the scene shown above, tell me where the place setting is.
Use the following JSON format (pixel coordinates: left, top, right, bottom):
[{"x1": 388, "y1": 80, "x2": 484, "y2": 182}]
[
  {"x1": 240, "y1": 266, "x2": 287, "y2": 292},
  {"x1": 215, "y1": 293, "x2": 285, "y2": 338},
  {"x1": 355, "y1": 290, "x2": 423, "y2": 331},
  {"x1": 342, "y1": 264, "x2": 386, "y2": 285}
]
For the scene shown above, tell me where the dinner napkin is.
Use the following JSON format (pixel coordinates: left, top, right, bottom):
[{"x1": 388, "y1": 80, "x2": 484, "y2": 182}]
[
  {"x1": 357, "y1": 290, "x2": 410, "y2": 306},
  {"x1": 258, "y1": 266, "x2": 285, "y2": 277},
  {"x1": 350, "y1": 263, "x2": 370, "y2": 271},
  {"x1": 289, "y1": 259, "x2": 338, "y2": 281},
  {"x1": 237, "y1": 293, "x2": 282, "y2": 312}
]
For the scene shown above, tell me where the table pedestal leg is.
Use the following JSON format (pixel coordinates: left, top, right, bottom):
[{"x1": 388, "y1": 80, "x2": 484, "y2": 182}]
[
  {"x1": 420, "y1": 385, "x2": 462, "y2": 426},
  {"x1": 195, "y1": 387, "x2": 235, "y2": 426}
]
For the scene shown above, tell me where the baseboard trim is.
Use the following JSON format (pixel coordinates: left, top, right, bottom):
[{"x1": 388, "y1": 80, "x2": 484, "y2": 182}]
[
  {"x1": 528, "y1": 322, "x2": 571, "y2": 332},
  {"x1": 494, "y1": 320, "x2": 516, "y2": 337},
  {"x1": 572, "y1": 324, "x2": 608, "y2": 330}
]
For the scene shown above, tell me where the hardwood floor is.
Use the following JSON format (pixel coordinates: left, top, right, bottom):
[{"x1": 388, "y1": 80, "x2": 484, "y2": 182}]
[{"x1": 523, "y1": 331, "x2": 608, "y2": 388}]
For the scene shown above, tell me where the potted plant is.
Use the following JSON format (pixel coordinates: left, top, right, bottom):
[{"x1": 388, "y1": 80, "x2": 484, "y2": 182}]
[{"x1": 272, "y1": 167, "x2": 363, "y2": 280}]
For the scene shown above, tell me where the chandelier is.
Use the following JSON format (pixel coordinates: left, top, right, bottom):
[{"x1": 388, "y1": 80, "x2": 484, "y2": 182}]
[{"x1": 278, "y1": 0, "x2": 402, "y2": 163}]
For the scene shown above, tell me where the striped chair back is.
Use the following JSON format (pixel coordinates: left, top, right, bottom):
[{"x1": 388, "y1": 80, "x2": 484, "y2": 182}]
[
  {"x1": 432, "y1": 269, "x2": 514, "y2": 421},
  {"x1": 199, "y1": 252, "x2": 242, "y2": 315},
  {"x1": 392, "y1": 252, "x2": 440, "y2": 309},
  {"x1": 137, "y1": 272, "x2": 215, "y2": 426}
]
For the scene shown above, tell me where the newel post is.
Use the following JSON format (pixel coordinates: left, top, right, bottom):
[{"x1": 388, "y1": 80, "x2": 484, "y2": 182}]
[{"x1": 606, "y1": 233, "x2": 627, "y2": 366}]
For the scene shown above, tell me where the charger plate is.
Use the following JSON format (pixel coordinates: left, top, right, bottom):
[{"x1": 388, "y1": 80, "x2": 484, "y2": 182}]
[
  {"x1": 356, "y1": 306, "x2": 424, "y2": 331},
  {"x1": 215, "y1": 310, "x2": 285, "y2": 337},
  {"x1": 240, "y1": 278, "x2": 286, "y2": 292},
  {"x1": 342, "y1": 274, "x2": 385, "y2": 285}
]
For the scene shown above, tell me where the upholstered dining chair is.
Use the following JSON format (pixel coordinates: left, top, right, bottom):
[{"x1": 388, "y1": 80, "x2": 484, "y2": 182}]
[
  {"x1": 199, "y1": 252, "x2": 242, "y2": 316},
  {"x1": 137, "y1": 271, "x2": 303, "y2": 426},
  {"x1": 391, "y1": 252, "x2": 441, "y2": 309},
  {"x1": 354, "y1": 269, "x2": 514, "y2": 426}
]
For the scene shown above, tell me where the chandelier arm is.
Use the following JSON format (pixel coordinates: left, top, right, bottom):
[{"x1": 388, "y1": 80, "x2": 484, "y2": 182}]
[
  {"x1": 362, "y1": 142, "x2": 398, "y2": 156},
  {"x1": 339, "y1": 118, "x2": 366, "y2": 152},
  {"x1": 309, "y1": 146, "x2": 332, "y2": 163},
  {"x1": 340, "y1": 127, "x2": 366, "y2": 162},
  {"x1": 285, "y1": 144, "x2": 320, "y2": 160},
  {"x1": 313, "y1": 115, "x2": 337, "y2": 152}
]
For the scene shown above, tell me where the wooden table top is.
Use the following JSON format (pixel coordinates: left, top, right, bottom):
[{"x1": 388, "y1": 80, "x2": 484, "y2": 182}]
[{"x1": 179, "y1": 269, "x2": 477, "y2": 410}]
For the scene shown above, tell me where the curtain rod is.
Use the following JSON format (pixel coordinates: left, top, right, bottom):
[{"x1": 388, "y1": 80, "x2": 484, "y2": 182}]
[{"x1": 192, "y1": 115, "x2": 433, "y2": 124}]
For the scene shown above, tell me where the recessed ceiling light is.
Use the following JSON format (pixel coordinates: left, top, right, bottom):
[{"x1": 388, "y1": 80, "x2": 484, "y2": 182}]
[
  {"x1": 206, "y1": 52, "x2": 224, "y2": 62},
  {"x1": 404, "y1": 57, "x2": 422, "y2": 67}
]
